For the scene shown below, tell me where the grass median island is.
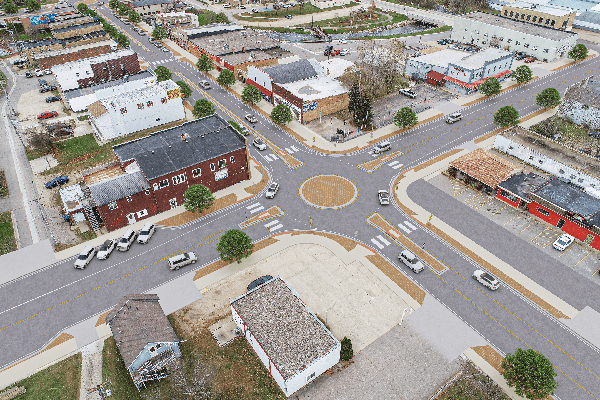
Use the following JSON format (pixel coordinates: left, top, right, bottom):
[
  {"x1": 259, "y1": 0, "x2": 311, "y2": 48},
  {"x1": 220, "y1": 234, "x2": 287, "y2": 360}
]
[
  {"x1": 0, "y1": 170, "x2": 8, "y2": 197},
  {"x1": 2, "y1": 352, "x2": 82, "y2": 400},
  {"x1": 0, "y1": 211, "x2": 16, "y2": 256}
]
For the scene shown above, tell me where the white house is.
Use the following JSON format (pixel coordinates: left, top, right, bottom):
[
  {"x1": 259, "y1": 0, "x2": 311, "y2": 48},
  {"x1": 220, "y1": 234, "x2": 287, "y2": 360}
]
[
  {"x1": 89, "y1": 79, "x2": 185, "y2": 141},
  {"x1": 451, "y1": 12, "x2": 578, "y2": 61},
  {"x1": 230, "y1": 277, "x2": 340, "y2": 397}
]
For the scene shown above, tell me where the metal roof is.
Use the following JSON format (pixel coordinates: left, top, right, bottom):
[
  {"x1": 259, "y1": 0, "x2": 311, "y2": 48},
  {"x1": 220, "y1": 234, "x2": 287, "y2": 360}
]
[
  {"x1": 130, "y1": 0, "x2": 168, "y2": 7},
  {"x1": 262, "y1": 58, "x2": 322, "y2": 84},
  {"x1": 88, "y1": 171, "x2": 149, "y2": 206},
  {"x1": 112, "y1": 114, "x2": 246, "y2": 181},
  {"x1": 506, "y1": 1, "x2": 574, "y2": 16},
  {"x1": 533, "y1": 178, "x2": 600, "y2": 218},
  {"x1": 498, "y1": 172, "x2": 548, "y2": 200}
]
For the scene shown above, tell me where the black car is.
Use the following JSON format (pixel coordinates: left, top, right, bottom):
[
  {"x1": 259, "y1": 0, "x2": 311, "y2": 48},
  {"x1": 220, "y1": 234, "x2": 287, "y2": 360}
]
[
  {"x1": 324, "y1": 45, "x2": 333, "y2": 56},
  {"x1": 25, "y1": 71, "x2": 33, "y2": 78},
  {"x1": 38, "y1": 78, "x2": 47, "y2": 86},
  {"x1": 46, "y1": 96, "x2": 61, "y2": 103},
  {"x1": 39, "y1": 86, "x2": 51, "y2": 93},
  {"x1": 247, "y1": 275, "x2": 274, "y2": 292}
]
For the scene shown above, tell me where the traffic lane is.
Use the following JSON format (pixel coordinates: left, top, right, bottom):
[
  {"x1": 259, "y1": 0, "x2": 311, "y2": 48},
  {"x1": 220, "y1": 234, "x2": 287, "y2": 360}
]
[
  {"x1": 406, "y1": 178, "x2": 600, "y2": 312},
  {"x1": 368, "y1": 224, "x2": 600, "y2": 400}
]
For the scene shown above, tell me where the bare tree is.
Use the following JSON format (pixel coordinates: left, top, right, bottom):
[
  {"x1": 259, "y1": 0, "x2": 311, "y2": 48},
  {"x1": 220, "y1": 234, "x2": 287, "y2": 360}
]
[
  {"x1": 145, "y1": 357, "x2": 215, "y2": 400},
  {"x1": 28, "y1": 131, "x2": 54, "y2": 153}
]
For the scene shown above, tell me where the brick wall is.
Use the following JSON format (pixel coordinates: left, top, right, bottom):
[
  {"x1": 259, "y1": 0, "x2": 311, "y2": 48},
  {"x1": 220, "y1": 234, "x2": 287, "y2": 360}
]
[
  {"x1": 150, "y1": 147, "x2": 250, "y2": 212},
  {"x1": 97, "y1": 188, "x2": 159, "y2": 232},
  {"x1": 302, "y1": 92, "x2": 348, "y2": 123},
  {"x1": 53, "y1": 23, "x2": 103, "y2": 39},
  {"x1": 36, "y1": 45, "x2": 112, "y2": 70}
]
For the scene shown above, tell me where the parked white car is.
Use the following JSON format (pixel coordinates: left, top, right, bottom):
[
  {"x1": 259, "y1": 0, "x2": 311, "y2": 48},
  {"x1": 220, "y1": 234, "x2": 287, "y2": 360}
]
[
  {"x1": 137, "y1": 223, "x2": 156, "y2": 244},
  {"x1": 553, "y1": 233, "x2": 575, "y2": 251},
  {"x1": 398, "y1": 250, "x2": 425, "y2": 273},
  {"x1": 117, "y1": 229, "x2": 138, "y2": 251},
  {"x1": 473, "y1": 269, "x2": 500, "y2": 290},
  {"x1": 169, "y1": 252, "x2": 197, "y2": 270},
  {"x1": 74, "y1": 246, "x2": 96, "y2": 269},
  {"x1": 96, "y1": 239, "x2": 117, "y2": 260}
]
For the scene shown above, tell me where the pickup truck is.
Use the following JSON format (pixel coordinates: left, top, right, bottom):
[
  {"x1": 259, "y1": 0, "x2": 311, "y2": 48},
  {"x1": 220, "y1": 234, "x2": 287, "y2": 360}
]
[{"x1": 399, "y1": 88, "x2": 417, "y2": 99}]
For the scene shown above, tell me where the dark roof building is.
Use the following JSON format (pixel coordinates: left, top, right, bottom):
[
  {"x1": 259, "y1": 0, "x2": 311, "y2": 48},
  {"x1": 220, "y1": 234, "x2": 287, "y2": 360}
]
[
  {"x1": 498, "y1": 172, "x2": 548, "y2": 202},
  {"x1": 113, "y1": 114, "x2": 247, "y2": 181},
  {"x1": 530, "y1": 178, "x2": 600, "y2": 224},
  {"x1": 107, "y1": 294, "x2": 181, "y2": 390},
  {"x1": 88, "y1": 171, "x2": 149, "y2": 206},
  {"x1": 262, "y1": 59, "x2": 322, "y2": 85}
]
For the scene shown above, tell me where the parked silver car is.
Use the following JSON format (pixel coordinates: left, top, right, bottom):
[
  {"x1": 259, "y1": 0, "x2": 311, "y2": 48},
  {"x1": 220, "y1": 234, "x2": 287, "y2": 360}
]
[
  {"x1": 117, "y1": 229, "x2": 138, "y2": 251},
  {"x1": 74, "y1": 246, "x2": 96, "y2": 269},
  {"x1": 96, "y1": 239, "x2": 117, "y2": 260},
  {"x1": 137, "y1": 223, "x2": 156, "y2": 244},
  {"x1": 168, "y1": 252, "x2": 197, "y2": 270}
]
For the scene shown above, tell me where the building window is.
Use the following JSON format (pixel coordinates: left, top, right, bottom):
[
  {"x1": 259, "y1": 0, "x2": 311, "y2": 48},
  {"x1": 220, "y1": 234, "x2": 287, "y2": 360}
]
[
  {"x1": 169, "y1": 198, "x2": 177, "y2": 208},
  {"x1": 218, "y1": 159, "x2": 227, "y2": 169},
  {"x1": 120, "y1": 107, "x2": 127, "y2": 114},
  {"x1": 230, "y1": 156, "x2": 235, "y2": 163},
  {"x1": 161, "y1": 97, "x2": 167, "y2": 104},
  {"x1": 499, "y1": 189, "x2": 519, "y2": 203},
  {"x1": 108, "y1": 201, "x2": 118, "y2": 210},
  {"x1": 504, "y1": 10, "x2": 508, "y2": 15},
  {"x1": 536, "y1": 207, "x2": 550, "y2": 216},
  {"x1": 172, "y1": 173, "x2": 186, "y2": 185},
  {"x1": 514, "y1": 13, "x2": 519, "y2": 18},
  {"x1": 545, "y1": 18, "x2": 550, "y2": 24},
  {"x1": 137, "y1": 209, "x2": 148, "y2": 218},
  {"x1": 543, "y1": 49, "x2": 549, "y2": 53},
  {"x1": 159, "y1": 179, "x2": 169, "y2": 188},
  {"x1": 521, "y1": 14, "x2": 525, "y2": 19},
  {"x1": 126, "y1": 196, "x2": 132, "y2": 202},
  {"x1": 147, "y1": 101, "x2": 153, "y2": 107},
  {"x1": 510, "y1": 11, "x2": 513, "y2": 17},
  {"x1": 210, "y1": 163, "x2": 215, "y2": 171},
  {"x1": 526, "y1": 14, "x2": 531, "y2": 21},
  {"x1": 532, "y1": 16, "x2": 537, "y2": 22},
  {"x1": 551, "y1": 20, "x2": 555, "y2": 26},
  {"x1": 145, "y1": 189, "x2": 151, "y2": 195},
  {"x1": 153, "y1": 183, "x2": 159, "y2": 191},
  {"x1": 515, "y1": 41, "x2": 520, "y2": 45},
  {"x1": 137, "y1": 103, "x2": 144, "y2": 109},
  {"x1": 192, "y1": 167, "x2": 201, "y2": 178}
]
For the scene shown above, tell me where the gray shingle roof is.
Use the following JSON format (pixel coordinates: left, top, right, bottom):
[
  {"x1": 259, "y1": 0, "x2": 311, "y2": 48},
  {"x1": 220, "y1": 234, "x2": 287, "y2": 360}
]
[
  {"x1": 112, "y1": 114, "x2": 246, "y2": 181},
  {"x1": 575, "y1": 10, "x2": 600, "y2": 24},
  {"x1": 88, "y1": 171, "x2": 149, "y2": 206},
  {"x1": 262, "y1": 59, "x2": 321, "y2": 85},
  {"x1": 131, "y1": 0, "x2": 168, "y2": 7},
  {"x1": 106, "y1": 294, "x2": 178, "y2": 369}
]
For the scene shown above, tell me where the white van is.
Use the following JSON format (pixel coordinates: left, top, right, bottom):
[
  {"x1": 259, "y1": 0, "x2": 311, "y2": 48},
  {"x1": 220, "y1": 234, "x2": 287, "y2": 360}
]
[
  {"x1": 372, "y1": 140, "x2": 391, "y2": 154},
  {"x1": 398, "y1": 250, "x2": 425, "y2": 273}
]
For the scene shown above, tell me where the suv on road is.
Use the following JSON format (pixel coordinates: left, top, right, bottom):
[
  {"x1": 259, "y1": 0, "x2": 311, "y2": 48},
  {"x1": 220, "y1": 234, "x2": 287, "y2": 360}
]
[
  {"x1": 372, "y1": 140, "x2": 391, "y2": 154},
  {"x1": 137, "y1": 223, "x2": 156, "y2": 244},
  {"x1": 473, "y1": 270, "x2": 500, "y2": 290},
  {"x1": 199, "y1": 80, "x2": 211, "y2": 89},
  {"x1": 378, "y1": 190, "x2": 389, "y2": 205},
  {"x1": 399, "y1": 88, "x2": 417, "y2": 98},
  {"x1": 117, "y1": 229, "x2": 138, "y2": 251},
  {"x1": 253, "y1": 138, "x2": 267, "y2": 150},
  {"x1": 74, "y1": 246, "x2": 96, "y2": 269},
  {"x1": 265, "y1": 182, "x2": 279, "y2": 199},
  {"x1": 247, "y1": 275, "x2": 273, "y2": 291},
  {"x1": 446, "y1": 112, "x2": 462, "y2": 124},
  {"x1": 399, "y1": 250, "x2": 425, "y2": 273},
  {"x1": 168, "y1": 252, "x2": 197, "y2": 270}
]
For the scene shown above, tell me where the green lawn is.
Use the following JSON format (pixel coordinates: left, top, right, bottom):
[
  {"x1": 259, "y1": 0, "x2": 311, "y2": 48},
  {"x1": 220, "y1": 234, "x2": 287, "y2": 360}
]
[
  {"x1": 236, "y1": 2, "x2": 358, "y2": 21},
  {"x1": 310, "y1": 11, "x2": 388, "y2": 28},
  {"x1": 102, "y1": 337, "x2": 145, "y2": 400},
  {"x1": 2, "y1": 353, "x2": 82, "y2": 400},
  {"x1": 0, "y1": 170, "x2": 8, "y2": 198},
  {"x1": 0, "y1": 211, "x2": 16, "y2": 256},
  {"x1": 361, "y1": 24, "x2": 451, "y2": 40}
]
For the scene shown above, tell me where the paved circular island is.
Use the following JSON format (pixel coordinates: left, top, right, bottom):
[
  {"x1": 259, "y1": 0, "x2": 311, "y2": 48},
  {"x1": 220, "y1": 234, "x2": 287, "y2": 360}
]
[{"x1": 299, "y1": 174, "x2": 358, "y2": 210}]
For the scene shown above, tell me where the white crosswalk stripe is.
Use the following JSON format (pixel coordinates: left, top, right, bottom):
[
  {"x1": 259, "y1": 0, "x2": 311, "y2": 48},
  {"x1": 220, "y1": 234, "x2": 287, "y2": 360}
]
[
  {"x1": 263, "y1": 154, "x2": 273, "y2": 162},
  {"x1": 291, "y1": 145, "x2": 299, "y2": 152},
  {"x1": 264, "y1": 220, "x2": 279, "y2": 228},
  {"x1": 404, "y1": 221, "x2": 418, "y2": 231},
  {"x1": 285, "y1": 147, "x2": 294, "y2": 153},
  {"x1": 371, "y1": 238, "x2": 384, "y2": 249},
  {"x1": 397, "y1": 224, "x2": 411, "y2": 234},
  {"x1": 377, "y1": 235, "x2": 391, "y2": 246},
  {"x1": 270, "y1": 153, "x2": 278, "y2": 159},
  {"x1": 264, "y1": 220, "x2": 283, "y2": 232},
  {"x1": 250, "y1": 206, "x2": 264, "y2": 214},
  {"x1": 392, "y1": 163, "x2": 404, "y2": 170},
  {"x1": 246, "y1": 202, "x2": 261, "y2": 210},
  {"x1": 388, "y1": 161, "x2": 399, "y2": 167}
]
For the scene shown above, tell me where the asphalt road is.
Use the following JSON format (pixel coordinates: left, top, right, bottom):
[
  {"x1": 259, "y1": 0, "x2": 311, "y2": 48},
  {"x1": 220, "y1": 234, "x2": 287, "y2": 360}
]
[{"x1": 1, "y1": 5, "x2": 600, "y2": 398}]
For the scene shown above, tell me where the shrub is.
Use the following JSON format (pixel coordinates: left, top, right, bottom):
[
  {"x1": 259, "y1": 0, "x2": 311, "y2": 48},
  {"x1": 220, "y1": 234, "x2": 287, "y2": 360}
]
[{"x1": 340, "y1": 336, "x2": 353, "y2": 361}]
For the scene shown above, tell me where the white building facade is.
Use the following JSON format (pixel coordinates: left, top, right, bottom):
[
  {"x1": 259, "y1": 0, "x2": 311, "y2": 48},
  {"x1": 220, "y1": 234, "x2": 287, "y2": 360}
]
[
  {"x1": 451, "y1": 12, "x2": 578, "y2": 61},
  {"x1": 89, "y1": 80, "x2": 185, "y2": 141}
]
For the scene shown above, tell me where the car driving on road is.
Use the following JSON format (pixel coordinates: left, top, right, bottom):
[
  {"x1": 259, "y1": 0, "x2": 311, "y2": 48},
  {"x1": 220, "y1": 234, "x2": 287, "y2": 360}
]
[
  {"x1": 265, "y1": 182, "x2": 279, "y2": 199},
  {"x1": 74, "y1": 246, "x2": 96, "y2": 269},
  {"x1": 117, "y1": 229, "x2": 138, "y2": 251},
  {"x1": 378, "y1": 190, "x2": 389, "y2": 205},
  {"x1": 96, "y1": 239, "x2": 117, "y2": 260},
  {"x1": 168, "y1": 252, "x2": 197, "y2": 270},
  {"x1": 473, "y1": 270, "x2": 500, "y2": 290},
  {"x1": 245, "y1": 114, "x2": 258, "y2": 124},
  {"x1": 372, "y1": 140, "x2": 391, "y2": 154},
  {"x1": 553, "y1": 233, "x2": 575, "y2": 251},
  {"x1": 398, "y1": 250, "x2": 425, "y2": 273},
  {"x1": 446, "y1": 112, "x2": 462, "y2": 124},
  {"x1": 253, "y1": 138, "x2": 267, "y2": 150}
]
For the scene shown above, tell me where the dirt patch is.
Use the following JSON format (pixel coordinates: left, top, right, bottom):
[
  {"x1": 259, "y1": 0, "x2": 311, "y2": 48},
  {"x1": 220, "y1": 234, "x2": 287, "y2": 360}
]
[
  {"x1": 300, "y1": 175, "x2": 357, "y2": 208},
  {"x1": 372, "y1": 84, "x2": 454, "y2": 122},
  {"x1": 157, "y1": 193, "x2": 238, "y2": 226},
  {"x1": 437, "y1": 359, "x2": 511, "y2": 400}
]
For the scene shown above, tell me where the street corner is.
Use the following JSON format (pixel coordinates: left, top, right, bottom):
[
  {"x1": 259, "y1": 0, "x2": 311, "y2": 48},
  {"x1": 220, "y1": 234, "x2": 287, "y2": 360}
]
[{"x1": 299, "y1": 174, "x2": 358, "y2": 210}]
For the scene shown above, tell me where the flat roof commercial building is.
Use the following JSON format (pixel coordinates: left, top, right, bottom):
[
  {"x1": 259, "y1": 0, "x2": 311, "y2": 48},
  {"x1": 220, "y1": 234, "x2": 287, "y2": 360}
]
[
  {"x1": 231, "y1": 277, "x2": 340, "y2": 397},
  {"x1": 450, "y1": 12, "x2": 578, "y2": 61},
  {"x1": 33, "y1": 40, "x2": 116, "y2": 70},
  {"x1": 501, "y1": 1, "x2": 576, "y2": 30}
]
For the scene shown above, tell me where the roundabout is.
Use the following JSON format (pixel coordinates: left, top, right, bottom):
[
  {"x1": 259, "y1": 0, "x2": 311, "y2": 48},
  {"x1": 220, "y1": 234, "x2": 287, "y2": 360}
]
[{"x1": 299, "y1": 174, "x2": 358, "y2": 210}]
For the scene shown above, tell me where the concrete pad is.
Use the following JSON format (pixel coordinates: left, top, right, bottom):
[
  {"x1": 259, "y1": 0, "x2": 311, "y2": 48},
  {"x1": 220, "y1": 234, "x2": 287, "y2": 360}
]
[
  {"x1": 209, "y1": 316, "x2": 238, "y2": 347},
  {"x1": 0, "y1": 239, "x2": 57, "y2": 286},
  {"x1": 151, "y1": 272, "x2": 202, "y2": 315},
  {"x1": 64, "y1": 314, "x2": 102, "y2": 350},
  {"x1": 29, "y1": 154, "x2": 58, "y2": 174},
  {"x1": 562, "y1": 306, "x2": 600, "y2": 349},
  {"x1": 406, "y1": 295, "x2": 488, "y2": 361}
]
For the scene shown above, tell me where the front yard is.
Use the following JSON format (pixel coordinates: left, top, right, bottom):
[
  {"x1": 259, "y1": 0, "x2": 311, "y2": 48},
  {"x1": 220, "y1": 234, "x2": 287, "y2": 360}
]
[{"x1": 0, "y1": 353, "x2": 81, "y2": 400}]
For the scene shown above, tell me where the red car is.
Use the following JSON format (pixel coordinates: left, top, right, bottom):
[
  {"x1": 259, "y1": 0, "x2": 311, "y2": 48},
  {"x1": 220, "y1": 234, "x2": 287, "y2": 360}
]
[
  {"x1": 37, "y1": 111, "x2": 58, "y2": 119},
  {"x1": 330, "y1": 49, "x2": 341, "y2": 56},
  {"x1": 524, "y1": 57, "x2": 536, "y2": 63}
]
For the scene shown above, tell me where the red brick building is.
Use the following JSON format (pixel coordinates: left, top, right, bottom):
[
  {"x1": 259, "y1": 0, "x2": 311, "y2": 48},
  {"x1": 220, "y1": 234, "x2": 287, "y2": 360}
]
[
  {"x1": 35, "y1": 42, "x2": 114, "y2": 70},
  {"x1": 113, "y1": 114, "x2": 250, "y2": 214},
  {"x1": 88, "y1": 171, "x2": 158, "y2": 231}
]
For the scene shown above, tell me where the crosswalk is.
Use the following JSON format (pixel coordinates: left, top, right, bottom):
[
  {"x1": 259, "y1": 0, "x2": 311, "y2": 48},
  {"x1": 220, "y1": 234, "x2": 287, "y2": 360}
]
[
  {"x1": 264, "y1": 219, "x2": 284, "y2": 233},
  {"x1": 262, "y1": 153, "x2": 280, "y2": 162},
  {"x1": 370, "y1": 221, "x2": 419, "y2": 249},
  {"x1": 387, "y1": 160, "x2": 404, "y2": 170},
  {"x1": 285, "y1": 145, "x2": 299, "y2": 154},
  {"x1": 148, "y1": 59, "x2": 174, "y2": 66},
  {"x1": 246, "y1": 202, "x2": 265, "y2": 214}
]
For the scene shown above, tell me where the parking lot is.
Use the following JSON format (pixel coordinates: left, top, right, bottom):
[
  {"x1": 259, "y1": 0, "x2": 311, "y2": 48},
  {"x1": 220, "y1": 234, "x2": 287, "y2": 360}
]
[{"x1": 427, "y1": 173, "x2": 600, "y2": 279}]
